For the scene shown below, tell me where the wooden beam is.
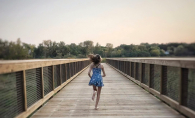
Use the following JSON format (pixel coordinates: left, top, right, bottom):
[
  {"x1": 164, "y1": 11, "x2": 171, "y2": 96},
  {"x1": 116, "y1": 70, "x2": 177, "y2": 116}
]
[
  {"x1": 60, "y1": 65, "x2": 62, "y2": 85},
  {"x1": 134, "y1": 62, "x2": 136, "y2": 79},
  {"x1": 179, "y1": 68, "x2": 188, "y2": 106},
  {"x1": 65, "y1": 64, "x2": 67, "y2": 81},
  {"x1": 141, "y1": 63, "x2": 145, "y2": 84},
  {"x1": 52, "y1": 65, "x2": 55, "y2": 90},
  {"x1": 149, "y1": 64, "x2": 154, "y2": 88},
  {"x1": 160, "y1": 65, "x2": 163, "y2": 94},
  {"x1": 104, "y1": 58, "x2": 195, "y2": 69},
  {"x1": 0, "y1": 59, "x2": 89, "y2": 74},
  {"x1": 23, "y1": 70, "x2": 27, "y2": 111},
  {"x1": 160, "y1": 66, "x2": 167, "y2": 95},
  {"x1": 41, "y1": 67, "x2": 44, "y2": 98},
  {"x1": 140, "y1": 63, "x2": 142, "y2": 82}
]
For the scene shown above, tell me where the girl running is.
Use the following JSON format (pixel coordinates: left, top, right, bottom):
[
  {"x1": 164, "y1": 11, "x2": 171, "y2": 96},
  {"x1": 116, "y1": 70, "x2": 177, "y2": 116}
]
[{"x1": 88, "y1": 54, "x2": 106, "y2": 110}]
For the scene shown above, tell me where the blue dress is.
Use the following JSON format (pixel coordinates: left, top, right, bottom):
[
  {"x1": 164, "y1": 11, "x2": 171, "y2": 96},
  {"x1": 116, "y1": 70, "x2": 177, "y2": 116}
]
[{"x1": 89, "y1": 65, "x2": 104, "y2": 87}]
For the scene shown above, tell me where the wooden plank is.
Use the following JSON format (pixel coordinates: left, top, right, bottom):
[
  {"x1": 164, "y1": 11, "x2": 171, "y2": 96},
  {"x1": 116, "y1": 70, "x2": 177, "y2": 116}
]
[
  {"x1": 107, "y1": 62, "x2": 195, "y2": 118},
  {"x1": 16, "y1": 64, "x2": 89, "y2": 118},
  {"x1": 0, "y1": 59, "x2": 89, "y2": 74},
  {"x1": 31, "y1": 63, "x2": 185, "y2": 118},
  {"x1": 106, "y1": 58, "x2": 195, "y2": 69}
]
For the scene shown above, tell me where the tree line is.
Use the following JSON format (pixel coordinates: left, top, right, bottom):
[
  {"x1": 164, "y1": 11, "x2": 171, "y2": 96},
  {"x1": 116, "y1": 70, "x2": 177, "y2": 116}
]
[{"x1": 0, "y1": 38, "x2": 195, "y2": 60}]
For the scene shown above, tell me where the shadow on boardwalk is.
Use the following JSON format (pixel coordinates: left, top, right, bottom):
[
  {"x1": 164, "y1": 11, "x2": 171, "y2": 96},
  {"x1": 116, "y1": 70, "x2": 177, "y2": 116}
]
[{"x1": 31, "y1": 64, "x2": 185, "y2": 118}]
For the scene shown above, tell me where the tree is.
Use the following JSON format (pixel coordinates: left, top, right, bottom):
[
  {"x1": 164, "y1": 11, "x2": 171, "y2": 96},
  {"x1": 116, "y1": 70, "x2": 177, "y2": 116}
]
[
  {"x1": 23, "y1": 43, "x2": 36, "y2": 58},
  {"x1": 69, "y1": 43, "x2": 78, "y2": 56},
  {"x1": 160, "y1": 49, "x2": 166, "y2": 56},
  {"x1": 94, "y1": 43, "x2": 102, "y2": 55},
  {"x1": 1, "y1": 38, "x2": 195, "y2": 60},
  {"x1": 83, "y1": 40, "x2": 94, "y2": 54},
  {"x1": 174, "y1": 45, "x2": 189, "y2": 56},
  {"x1": 34, "y1": 44, "x2": 45, "y2": 58},
  {"x1": 150, "y1": 46, "x2": 160, "y2": 57},
  {"x1": 106, "y1": 43, "x2": 113, "y2": 57}
]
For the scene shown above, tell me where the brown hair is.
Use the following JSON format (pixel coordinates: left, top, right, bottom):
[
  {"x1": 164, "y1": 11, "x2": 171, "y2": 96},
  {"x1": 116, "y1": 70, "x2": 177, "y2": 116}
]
[{"x1": 88, "y1": 54, "x2": 101, "y2": 64}]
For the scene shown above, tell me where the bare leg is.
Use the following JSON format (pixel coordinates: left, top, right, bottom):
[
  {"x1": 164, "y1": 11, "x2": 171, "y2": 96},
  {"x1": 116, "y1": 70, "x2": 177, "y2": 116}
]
[
  {"x1": 95, "y1": 87, "x2": 102, "y2": 109},
  {"x1": 92, "y1": 85, "x2": 97, "y2": 101},
  {"x1": 93, "y1": 85, "x2": 97, "y2": 91}
]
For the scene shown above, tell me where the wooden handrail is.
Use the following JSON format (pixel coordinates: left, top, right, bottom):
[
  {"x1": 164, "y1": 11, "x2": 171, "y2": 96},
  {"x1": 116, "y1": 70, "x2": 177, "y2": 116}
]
[
  {"x1": 0, "y1": 59, "x2": 90, "y2": 118},
  {"x1": 106, "y1": 58, "x2": 195, "y2": 118}
]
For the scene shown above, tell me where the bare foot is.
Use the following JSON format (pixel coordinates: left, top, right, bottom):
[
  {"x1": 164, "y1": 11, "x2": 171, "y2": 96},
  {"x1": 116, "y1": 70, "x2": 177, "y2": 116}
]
[{"x1": 94, "y1": 107, "x2": 99, "y2": 110}]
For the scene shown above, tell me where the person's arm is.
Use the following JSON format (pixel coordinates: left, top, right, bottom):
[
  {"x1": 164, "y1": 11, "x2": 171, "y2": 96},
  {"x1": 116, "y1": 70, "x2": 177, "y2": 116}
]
[
  {"x1": 101, "y1": 65, "x2": 106, "y2": 77},
  {"x1": 88, "y1": 64, "x2": 93, "y2": 78}
]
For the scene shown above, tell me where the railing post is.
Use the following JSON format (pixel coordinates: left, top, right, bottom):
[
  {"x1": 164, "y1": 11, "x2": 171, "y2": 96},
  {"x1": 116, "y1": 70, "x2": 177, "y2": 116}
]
[
  {"x1": 141, "y1": 63, "x2": 145, "y2": 83},
  {"x1": 52, "y1": 65, "x2": 55, "y2": 90},
  {"x1": 179, "y1": 68, "x2": 188, "y2": 106},
  {"x1": 123, "y1": 61, "x2": 125, "y2": 73},
  {"x1": 123, "y1": 61, "x2": 126, "y2": 73},
  {"x1": 128, "y1": 61, "x2": 130, "y2": 76},
  {"x1": 124, "y1": 61, "x2": 125, "y2": 73},
  {"x1": 129, "y1": 62, "x2": 131, "y2": 77},
  {"x1": 23, "y1": 70, "x2": 27, "y2": 111},
  {"x1": 123, "y1": 61, "x2": 125, "y2": 72},
  {"x1": 149, "y1": 64, "x2": 154, "y2": 88},
  {"x1": 69, "y1": 63, "x2": 71, "y2": 78},
  {"x1": 140, "y1": 63, "x2": 142, "y2": 82},
  {"x1": 134, "y1": 62, "x2": 136, "y2": 79},
  {"x1": 131, "y1": 62, "x2": 134, "y2": 78},
  {"x1": 68, "y1": 63, "x2": 70, "y2": 79},
  {"x1": 69, "y1": 62, "x2": 72, "y2": 79},
  {"x1": 79, "y1": 61, "x2": 81, "y2": 71},
  {"x1": 75, "y1": 62, "x2": 76, "y2": 74},
  {"x1": 72, "y1": 62, "x2": 74, "y2": 75},
  {"x1": 117, "y1": 60, "x2": 119, "y2": 69},
  {"x1": 60, "y1": 65, "x2": 62, "y2": 85},
  {"x1": 160, "y1": 66, "x2": 167, "y2": 95},
  {"x1": 41, "y1": 67, "x2": 44, "y2": 98},
  {"x1": 77, "y1": 62, "x2": 78, "y2": 73},
  {"x1": 135, "y1": 63, "x2": 139, "y2": 81},
  {"x1": 65, "y1": 64, "x2": 67, "y2": 81},
  {"x1": 126, "y1": 61, "x2": 128, "y2": 75}
]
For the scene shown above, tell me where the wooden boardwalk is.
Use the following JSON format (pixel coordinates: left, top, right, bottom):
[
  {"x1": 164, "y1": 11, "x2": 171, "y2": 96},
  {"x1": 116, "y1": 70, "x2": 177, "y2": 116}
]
[{"x1": 31, "y1": 64, "x2": 185, "y2": 118}]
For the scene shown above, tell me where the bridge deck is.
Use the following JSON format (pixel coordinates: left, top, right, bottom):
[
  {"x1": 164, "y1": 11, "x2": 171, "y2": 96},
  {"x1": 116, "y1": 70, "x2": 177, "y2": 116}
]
[{"x1": 31, "y1": 64, "x2": 185, "y2": 118}]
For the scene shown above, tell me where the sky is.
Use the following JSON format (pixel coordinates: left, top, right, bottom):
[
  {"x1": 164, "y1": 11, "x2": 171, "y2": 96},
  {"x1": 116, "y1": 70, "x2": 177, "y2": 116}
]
[{"x1": 0, "y1": 0, "x2": 195, "y2": 47}]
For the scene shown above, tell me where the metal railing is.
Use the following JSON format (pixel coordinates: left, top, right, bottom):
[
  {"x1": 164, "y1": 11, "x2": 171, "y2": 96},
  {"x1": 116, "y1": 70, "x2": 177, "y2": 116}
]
[
  {"x1": 106, "y1": 58, "x2": 195, "y2": 118},
  {"x1": 0, "y1": 59, "x2": 90, "y2": 118}
]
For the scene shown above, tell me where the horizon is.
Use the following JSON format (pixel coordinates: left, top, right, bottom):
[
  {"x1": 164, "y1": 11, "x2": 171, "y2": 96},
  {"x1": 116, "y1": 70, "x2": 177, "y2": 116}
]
[
  {"x1": 1, "y1": 38, "x2": 195, "y2": 48},
  {"x1": 0, "y1": 0, "x2": 195, "y2": 47}
]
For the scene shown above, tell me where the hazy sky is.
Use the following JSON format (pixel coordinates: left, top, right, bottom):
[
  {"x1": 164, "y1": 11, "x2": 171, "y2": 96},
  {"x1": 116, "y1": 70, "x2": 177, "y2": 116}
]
[{"x1": 0, "y1": 0, "x2": 195, "y2": 47}]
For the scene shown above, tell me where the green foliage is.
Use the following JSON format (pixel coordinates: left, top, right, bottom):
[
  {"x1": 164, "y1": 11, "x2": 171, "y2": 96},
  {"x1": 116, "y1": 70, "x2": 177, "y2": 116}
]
[
  {"x1": 160, "y1": 49, "x2": 166, "y2": 56},
  {"x1": 101, "y1": 58, "x2": 106, "y2": 63},
  {"x1": 0, "y1": 38, "x2": 195, "y2": 60}
]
